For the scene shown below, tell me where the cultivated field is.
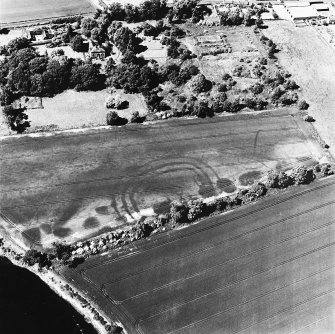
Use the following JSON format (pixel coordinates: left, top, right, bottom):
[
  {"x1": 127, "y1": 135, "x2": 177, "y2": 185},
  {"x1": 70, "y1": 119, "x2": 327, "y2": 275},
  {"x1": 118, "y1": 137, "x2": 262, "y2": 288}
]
[
  {"x1": 64, "y1": 177, "x2": 335, "y2": 334},
  {"x1": 0, "y1": 0, "x2": 95, "y2": 26},
  {"x1": 264, "y1": 20, "x2": 335, "y2": 158},
  {"x1": 0, "y1": 111, "x2": 323, "y2": 247}
]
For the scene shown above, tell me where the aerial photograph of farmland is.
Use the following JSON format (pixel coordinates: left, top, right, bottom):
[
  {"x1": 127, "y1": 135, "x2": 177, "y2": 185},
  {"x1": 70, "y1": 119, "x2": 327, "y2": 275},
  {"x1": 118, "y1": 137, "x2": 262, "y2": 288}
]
[{"x1": 1, "y1": 0, "x2": 335, "y2": 334}]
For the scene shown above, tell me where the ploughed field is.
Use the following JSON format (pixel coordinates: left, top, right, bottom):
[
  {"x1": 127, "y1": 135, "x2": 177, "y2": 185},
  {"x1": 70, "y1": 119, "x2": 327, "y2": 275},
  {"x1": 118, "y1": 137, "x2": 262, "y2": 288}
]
[
  {"x1": 0, "y1": 112, "x2": 322, "y2": 246},
  {"x1": 0, "y1": 0, "x2": 95, "y2": 26},
  {"x1": 64, "y1": 177, "x2": 335, "y2": 334}
]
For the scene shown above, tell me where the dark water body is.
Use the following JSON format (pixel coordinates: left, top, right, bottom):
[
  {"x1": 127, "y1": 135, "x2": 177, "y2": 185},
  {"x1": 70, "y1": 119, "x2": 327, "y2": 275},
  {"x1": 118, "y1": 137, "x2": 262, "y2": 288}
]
[{"x1": 0, "y1": 256, "x2": 98, "y2": 334}]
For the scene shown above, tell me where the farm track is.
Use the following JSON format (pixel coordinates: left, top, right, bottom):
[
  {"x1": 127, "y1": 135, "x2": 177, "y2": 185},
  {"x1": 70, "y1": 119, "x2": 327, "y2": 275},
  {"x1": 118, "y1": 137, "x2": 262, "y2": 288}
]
[{"x1": 64, "y1": 177, "x2": 335, "y2": 334}]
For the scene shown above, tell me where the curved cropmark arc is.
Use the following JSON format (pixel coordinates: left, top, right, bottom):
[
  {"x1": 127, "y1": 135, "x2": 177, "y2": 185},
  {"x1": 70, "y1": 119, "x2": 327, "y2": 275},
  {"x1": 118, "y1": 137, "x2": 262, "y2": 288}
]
[{"x1": 117, "y1": 157, "x2": 221, "y2": 218}]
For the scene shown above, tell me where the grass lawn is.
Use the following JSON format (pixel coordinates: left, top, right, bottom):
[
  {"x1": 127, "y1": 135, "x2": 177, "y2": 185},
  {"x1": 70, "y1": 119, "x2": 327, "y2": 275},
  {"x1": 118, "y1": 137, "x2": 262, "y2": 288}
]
[
  {"x1": 23, "y1": 89, "x2": 147, "y2": 132},
  {"x1": 139, "y1": 37, "x2": 167, "y2": 65}
]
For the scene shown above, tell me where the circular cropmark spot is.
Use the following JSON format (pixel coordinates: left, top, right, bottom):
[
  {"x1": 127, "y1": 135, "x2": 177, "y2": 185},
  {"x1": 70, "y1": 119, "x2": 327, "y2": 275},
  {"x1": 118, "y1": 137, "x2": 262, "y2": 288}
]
[
  {"x1": 23, "y1": 227, "x2": 41, "y2": 244},
  {"x1": 53, "y1": 227, "x2": 71, "y2": 238},
  {"x1": 95, "y1": 206, "x2": 110, "y2": 215},
  {"x1": 238, "y1": 170, "x2": 262, "y2": 186},
  {"x1": 40, "y1": 223, "x2": 52, "y2": 234},
  {"x1": 198, "y1": 183, "x2": 216, "y2": 198},
  {"x1": 216, "y1": 178, "x2": 236, "y2": 193},
  {"x1": 83, "y1": 217, "x2": 99, "y2": 230},
  {"x1": 153, "y1": 199, "x2": 171, "y2": 215}
]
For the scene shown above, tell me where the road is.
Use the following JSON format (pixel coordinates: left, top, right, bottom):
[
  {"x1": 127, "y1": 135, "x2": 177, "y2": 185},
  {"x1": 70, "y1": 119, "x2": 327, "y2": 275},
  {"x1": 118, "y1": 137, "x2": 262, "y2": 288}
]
[{"x1": 65, "y1": 176, "x2": 335, "y2": 334}]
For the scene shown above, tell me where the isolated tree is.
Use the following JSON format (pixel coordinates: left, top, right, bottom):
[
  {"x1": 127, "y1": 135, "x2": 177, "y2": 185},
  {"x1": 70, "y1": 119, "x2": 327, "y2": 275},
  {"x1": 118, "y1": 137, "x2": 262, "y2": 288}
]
[
  {"x1": 211, "y1": 92, "x2": 227, "y2": 113},
  {"x1": 30, "y1": 73, "x2": 44, "y2": 96},
  {"x1": 170, "y1": 200, "x2": 189, "y2": 224},
  {"x1": 50, "y1": 49, "x2": 65, "y2": 58},
  {"x1": 53, "y1": 242, "x2": 73, "y2": 263},
  {"x1": 298, "y1": 100, "x2": 309, "y2": 110},
  {"x1": 7, "y1": 62, "x2": 31, "y2": 95},
  {"x1": 284, "y1": 79, "x2": 298, "y2": 90},
  {"x1": 81, "y1": 17, "x2": 98, "y2": 37},
  {"x1": 91, "y1": 27, "x2": 105, "y2": 44},
  {"x1": 3, "y1": 105, "x2": 30, "y2": 133},
  {"x1": 62, "y1": 25, "x2": 75, "y2": 43},
  {"x1": 124, "y1": 4, "x2": 140, "y2": 22},
  {"x1": 250, "y1": 82, "x2": 263, "y2": 94},
  {"x1": 172, "y1": 0, "x2": 198, "y2": 21},
  {"x1": 70, "y1": 35, "x2": 87, "y2": 52},
  {"x1": 6, "y1": 37, "x2": 30, "y2": 54},
  {"x1": 291, "y1": 166, "x2": 314, "y2": 185},
  {"x1": 70, "y1": 63, "x2": 104, "y2": 91},
  {"x1": 108, "y1": 3, "x2": 126, "y2": 21},
  {"x1": 105, "y1": 95, "x2": 129, "y2": 109},
  {"x1": 113, "y1": 26, "x2": 138, "y2": 53},
  {"x1": 193, "y1": 101, "x2": 213, "y2": 118},
  {"x1": 255, "y1": 17, "x2": 263, "y2": 28},
  {"x1": 109, "y1": 324, "x2": 123, "y2": 334},
  {"x1": 279, "y1": 91, "x2": 298, "y2": 106},
  {"x1": 106, "y1": 110, "x2": 127, "y2": 126},
  {"x1": 189, "y1": 74, "x2": 212, "y2": 94},
  {"x1": 271, "y1": 86, "x2": 284, "y2": 102},
  {"x1": 130, "y1": 111, "x2": 145, "y2": 123},
  {"x1": 187, "y1": 199, "x2": 206, "y2": 221}
]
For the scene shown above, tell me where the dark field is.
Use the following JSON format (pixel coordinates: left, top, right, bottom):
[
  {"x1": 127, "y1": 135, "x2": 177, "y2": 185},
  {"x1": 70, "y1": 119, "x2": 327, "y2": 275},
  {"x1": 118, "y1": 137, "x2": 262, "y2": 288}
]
[
  {"x1": 64, "y1": 177, "x2": 335, "y2": 334},
  {"x1": 0, "y1": 112, "x2": 323, "y2": 246},
  {"x1": 0, "y1": 0, "x2": 95, "y2": 26},
  {"x1": 0, "y1": 257, "x2": 97, "y2": 334}
]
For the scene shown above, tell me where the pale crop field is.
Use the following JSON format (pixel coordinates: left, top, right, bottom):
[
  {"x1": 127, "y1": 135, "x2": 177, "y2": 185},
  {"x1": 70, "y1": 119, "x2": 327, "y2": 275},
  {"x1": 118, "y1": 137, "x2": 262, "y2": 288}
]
[
  {"x1": 0, "y1": 111, "x2": 323, "y2": 247},
  {"x1": 264, "y1": 20, "x2": 335, "y2": 158}
]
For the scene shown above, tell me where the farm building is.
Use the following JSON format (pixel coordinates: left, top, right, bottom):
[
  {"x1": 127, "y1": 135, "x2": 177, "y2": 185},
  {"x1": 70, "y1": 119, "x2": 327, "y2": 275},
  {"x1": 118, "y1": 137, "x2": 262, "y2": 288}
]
[
  {"x1": 23, "y1": 27, "x2": 54, "y2": 42},
  {"x1": 312, "y1": 2, "x2": 330, "y2": 15},
  {"x1": 89, "y1": 45, "x2": 105, "y2": 60},
  {"x1": 283, "y1": 0, "x2": 334, "y2": 21},
  {"x1": 287, "y1": 6, "x2": 319, "y2": 20},
  {"x1": 198, "y1": 0, "x2": 249, "y2": 5}
]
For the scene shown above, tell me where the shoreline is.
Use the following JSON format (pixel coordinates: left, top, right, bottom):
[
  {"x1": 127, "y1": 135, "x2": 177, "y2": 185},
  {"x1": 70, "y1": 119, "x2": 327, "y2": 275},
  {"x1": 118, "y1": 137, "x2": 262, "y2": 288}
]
[{"x1": 0, "y1": 235, "x2": 120, "y2": 334}]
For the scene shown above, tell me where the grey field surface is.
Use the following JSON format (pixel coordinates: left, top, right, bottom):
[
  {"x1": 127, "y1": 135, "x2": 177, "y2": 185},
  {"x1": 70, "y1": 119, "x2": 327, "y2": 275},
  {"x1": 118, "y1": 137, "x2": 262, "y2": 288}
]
[
  {"x1": 0, "y1": 0, "x2": 95, "y2": 26},
  {"x1": 64, "y1": 177, "x2": 335, "y2": 334},
  {"x1": 0, "y1": 112, "x2": 323, "y2": 246}
]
